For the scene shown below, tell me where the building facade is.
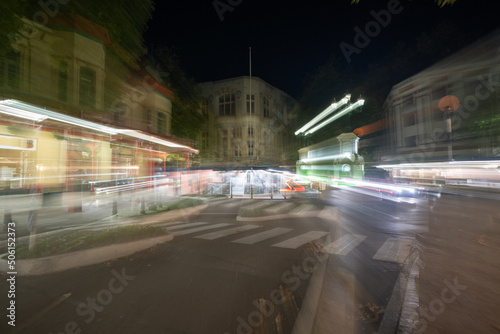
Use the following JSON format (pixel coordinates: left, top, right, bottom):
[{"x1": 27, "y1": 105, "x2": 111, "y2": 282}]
[
  {"x1": 197, "y1": 76, "x2": 299, "y2": 169},
  {"x1": 383, "y1": 30, "x2": 500, "y2": 164},
  {"x1": 0, "y1": 14, "x2": 196, "y2": 197},
  {"x1": 1, "y1": 14, "x2": 176, "y2": 139}
]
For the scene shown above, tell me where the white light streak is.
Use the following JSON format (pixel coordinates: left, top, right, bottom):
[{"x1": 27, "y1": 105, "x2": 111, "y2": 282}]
[
  {"x1": 295, "y1": 95, "x2": 350, "y2": 135},
  {"x1": 300, "y1": 152, "x2": 352, "y2": 163},
  {"x1": 0, "y1": 99, "x2": 119, "y2": 134},
  {"x1": 304, "y1": 100, "x2": 365, "y2": 135}
]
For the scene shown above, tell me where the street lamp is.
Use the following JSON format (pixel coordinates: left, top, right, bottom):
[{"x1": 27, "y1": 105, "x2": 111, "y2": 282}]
[{"x1": 439, "y1": 95, "x2": 460, "y2": 161}]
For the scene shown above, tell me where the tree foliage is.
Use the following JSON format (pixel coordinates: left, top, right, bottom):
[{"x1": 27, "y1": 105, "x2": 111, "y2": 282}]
[
  {"x1": 298, "y1": 21, "x2": 478, "y2": 143},
  {"x1": 7, "y1": 0, "x2": 154, "y2": 69},
  {"x1": 148, "y1": 47, "x2": 205, "y2": 141},
  {"x1": 66, "y1": 0, "x2": 155, "y2": 69},
  {"x1": 0, "y1": 1, "x2": 28, "y2": 56}
]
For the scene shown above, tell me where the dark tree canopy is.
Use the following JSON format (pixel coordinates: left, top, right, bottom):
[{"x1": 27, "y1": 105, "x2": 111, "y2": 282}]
[
  {"x1": 2, "y1": 0, "x2": 154, "y2": 68},
  {"x1": 297, "y1": 20, "x2": 479, "y2": 143},
  {"x1": 147, "y1": 47, "x2": 205, "y2": 141}
]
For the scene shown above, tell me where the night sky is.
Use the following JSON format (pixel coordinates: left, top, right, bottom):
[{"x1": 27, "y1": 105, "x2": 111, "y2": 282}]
[{"x1": 145, "y1": 0, "x2": 499, "y2": 99}]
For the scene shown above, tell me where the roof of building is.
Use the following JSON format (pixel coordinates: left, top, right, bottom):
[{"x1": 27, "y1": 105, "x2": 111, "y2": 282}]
[
  {"x1": 47, "y1": 13, "x2": 111, "y2": 45},
  {"x1": 198, "y1": 76, "x2": 298, "y2": 101},
  {"x1": 131, "y1": 69, "x2": 175, "y2": 100}
]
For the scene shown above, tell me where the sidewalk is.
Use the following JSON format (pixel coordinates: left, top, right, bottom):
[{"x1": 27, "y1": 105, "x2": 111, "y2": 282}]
[
  {"x1": 0, "y1": 189, "x2": 210, "y2": 275},
  {"x1": 0, "y1": 187, "x2": 198, "y2": 241},
  {"x1": 405, "y1": 197, "x2": 500, "y2": 333}
]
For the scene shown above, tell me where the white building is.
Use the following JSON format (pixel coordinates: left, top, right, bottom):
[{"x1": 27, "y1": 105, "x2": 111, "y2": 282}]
[
  {"x1": 197, "y1": 76, "x2": 299, "y2": 168},
  {"x1": 383, "y1": 29, "x2": 500, "y2": 164}
]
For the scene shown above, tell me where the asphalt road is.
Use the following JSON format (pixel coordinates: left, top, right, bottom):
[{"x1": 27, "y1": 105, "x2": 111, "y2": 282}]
[{"x1": 2, "y1": 188, "x2": 497, "y2": 334}]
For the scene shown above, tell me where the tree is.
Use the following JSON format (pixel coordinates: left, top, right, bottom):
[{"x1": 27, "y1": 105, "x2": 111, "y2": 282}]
[
  {"x1": 148, "y1": 47, "x2": 205, "y2": 141},
  {"x1": 298, "y1": 21, "x2": 481, "y2": 145},
  {"x1": 16, "y1": 0, "x2": 154, "y2": 69},
  {"x1": 0, "y1": 1, "x2": 27, "y2": 57}
]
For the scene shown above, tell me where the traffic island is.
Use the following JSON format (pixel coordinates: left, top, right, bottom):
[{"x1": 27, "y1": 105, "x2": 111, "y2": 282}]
[
  {"x1": 0, "y1": 225, "x2": 173, "y2": 276},
  {"x1": 0, "y1": 199, "x2": 209, "y2": 276}
]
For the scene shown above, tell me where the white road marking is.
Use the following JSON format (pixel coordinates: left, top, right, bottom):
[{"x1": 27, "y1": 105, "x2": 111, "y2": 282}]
[
  {"x1": 272, "y1": 231, "x2": 329, "y2": 249},
  {"x1": 165, "y1": 222, "x2": 208, "y2": 231},
  {"x1": 321, "y1": 234, "x2": 367, "y2": 255},
  {"x1": 373, "y1": 238, "x2": 413, "y2": 263},
  {"x1": 231, "y1": 227, "x2": 293, "y2": 245},
  {"x1": 240, "y1": 201, "x2": 271, "y2": 210},
  {"x1": 263, "y1": 202, "x2": 296, "y2": 213},
  {"x1": 195, "y1": 225, "x2": 260, "y2": 240},
  {"x1": 173, "y1": 223, "x2": 232, "y2": 236},
  {"x1": 289, "y1": 204, "x2": 317, "y2": 214}
]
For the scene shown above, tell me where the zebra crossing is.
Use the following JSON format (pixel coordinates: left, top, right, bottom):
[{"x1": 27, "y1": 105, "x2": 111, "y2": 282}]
[
  {"x1": 163, "y1": 221, "x2": 414, "y2": 264},
  {"x1": 213, "y1": 198, "x2": 319, "y2": 214},
  {"x1": 321, "y1": 234, "x2": 367, "y2": 256}
]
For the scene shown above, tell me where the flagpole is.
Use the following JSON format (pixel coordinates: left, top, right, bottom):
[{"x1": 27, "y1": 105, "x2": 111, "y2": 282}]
[{"x1": 249, "y1": 47, "x2": 253, "y2": 198}]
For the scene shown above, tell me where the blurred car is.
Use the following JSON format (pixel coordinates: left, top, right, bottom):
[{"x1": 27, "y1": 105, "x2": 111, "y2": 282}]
[{"x1": 281, "y1": 179, "x2": 321, "y2": 199}]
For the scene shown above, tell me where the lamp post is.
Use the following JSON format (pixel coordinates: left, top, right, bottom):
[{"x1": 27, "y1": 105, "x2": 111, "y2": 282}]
[{"x1": 439, "y1": 95, "x2": 460, "y2": 161}]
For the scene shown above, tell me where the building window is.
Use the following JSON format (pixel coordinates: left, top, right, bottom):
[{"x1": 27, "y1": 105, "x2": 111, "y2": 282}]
[
  {"x1": 146, "y1": 109, "x2": 153, "y2": 131},
  {"x1": 58, "y1": 61, "x2": 68, "y2": 102},
  {"x1": 402, "y1": 94, "x2": 414, "y2": 109},
  {"x1": 202, "y1": 99, "x2": 209, "y2": 118},
  {"x1": 405, "y1": 136, "x2": 417, "y2": 147},
  {"x1": 247, "y1": 141, "x2": 254, "y2": 156},
  {"x1": 222, "y1": 129, "x2": 228, "y2": 157},
  {"x1": 246, "y1": 94, "x2": 255, "y2": 114},
  {"x1": 233, "y1": 126, "x2": 242, "y2": 139},
  {"x1": 158, "y1": 112, "x2": 166, "y2": 135},
  {"x1": 263, "y1": 96, "x2": 270, "y2": 117},
  {"x1": 113, "y1": 102, "x2": 127, "y2": 125},
  {"x1": 1, "y1": 50, "x2": 20, "y2": 90},
  {"x1": 79, "y1": 66, "x2": 96, "y2": 109},
  {"x1": 235, "y1": 145, "x2": 242, "y2": 157},
  {"x1": 248, "y1": 126, "x2": 254, "y2": 138},
  {"x1": 219, "y1": 93, "x2": 235, "y2": 116},
  {"x1": 201, "y1": 131, "x2": 209, "y2": 150},
  {"x1": 432, "y1": 86, "x2": 446, "y2": 101},
  {"x1": 404, "y1": 112, "x2": 416, "y2": 127}
]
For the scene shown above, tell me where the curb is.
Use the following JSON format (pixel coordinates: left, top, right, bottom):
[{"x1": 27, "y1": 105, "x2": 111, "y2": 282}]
[
  {"x1": 378, "y1": 240, "x2": 420, "y2": 333},
  {"x1": 133, "y1": 204, "x2": 208, "y2": 225},
  {"x1": 291, "y1": 256, "x2": 328, "y2": 334},
  {"x1": 0, "y1": 203, "x2": 209, "y2": 276},
  {"x1": 0, "y1": 233, "x2": 173, "y2": 276}
]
